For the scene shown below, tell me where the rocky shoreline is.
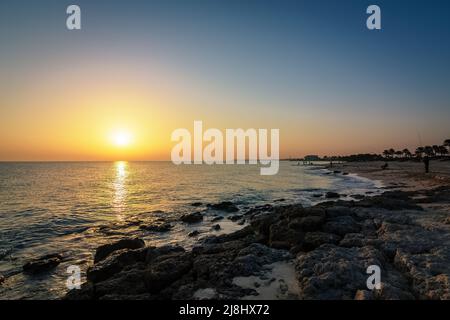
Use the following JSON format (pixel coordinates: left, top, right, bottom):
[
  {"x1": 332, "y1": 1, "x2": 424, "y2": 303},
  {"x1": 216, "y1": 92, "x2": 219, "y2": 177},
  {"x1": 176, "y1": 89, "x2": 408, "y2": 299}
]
[{"x1": 63, "y1": 184, "x2": 450, "y2": 300}]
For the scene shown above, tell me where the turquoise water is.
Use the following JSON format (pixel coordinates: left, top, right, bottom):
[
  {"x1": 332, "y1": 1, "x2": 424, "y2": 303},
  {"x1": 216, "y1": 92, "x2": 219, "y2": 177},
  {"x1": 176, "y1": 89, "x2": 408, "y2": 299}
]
[{"x1": 0, "y1": 161, "x2": 380, "y2": 299}]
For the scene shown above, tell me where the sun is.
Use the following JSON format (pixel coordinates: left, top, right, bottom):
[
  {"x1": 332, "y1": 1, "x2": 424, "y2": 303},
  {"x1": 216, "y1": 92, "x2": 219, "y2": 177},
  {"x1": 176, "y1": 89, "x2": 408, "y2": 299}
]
[{"x1": 111, "y1": 131, "x2": 133, "y2": 147}]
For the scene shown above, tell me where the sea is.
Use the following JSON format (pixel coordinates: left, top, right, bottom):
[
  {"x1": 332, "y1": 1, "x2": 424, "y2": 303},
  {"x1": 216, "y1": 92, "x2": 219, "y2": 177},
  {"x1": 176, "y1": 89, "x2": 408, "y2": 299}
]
[{"x1": 0, "y1": 161, "x2": 382, "y2": 299}]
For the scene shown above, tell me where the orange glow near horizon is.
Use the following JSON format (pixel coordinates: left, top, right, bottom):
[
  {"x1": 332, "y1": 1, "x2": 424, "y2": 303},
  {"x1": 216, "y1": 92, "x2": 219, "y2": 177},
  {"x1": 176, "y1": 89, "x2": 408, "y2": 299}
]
[{"x1": 1, "y1": 50, "x2": 448, "y2": 162}]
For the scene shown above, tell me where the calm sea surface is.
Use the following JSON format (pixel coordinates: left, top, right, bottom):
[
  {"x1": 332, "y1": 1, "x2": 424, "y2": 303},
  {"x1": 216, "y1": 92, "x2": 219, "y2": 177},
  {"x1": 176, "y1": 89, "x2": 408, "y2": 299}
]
[{"x1": 0, "y1": 161, "x2": 381, "y2": 299}]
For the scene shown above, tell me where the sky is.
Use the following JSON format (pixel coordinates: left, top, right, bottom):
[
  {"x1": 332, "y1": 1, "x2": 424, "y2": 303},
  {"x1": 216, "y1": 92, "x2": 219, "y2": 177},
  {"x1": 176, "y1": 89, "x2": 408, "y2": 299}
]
[{"x1": 0, "y1": 0, "x2": 449, "y2": 161}]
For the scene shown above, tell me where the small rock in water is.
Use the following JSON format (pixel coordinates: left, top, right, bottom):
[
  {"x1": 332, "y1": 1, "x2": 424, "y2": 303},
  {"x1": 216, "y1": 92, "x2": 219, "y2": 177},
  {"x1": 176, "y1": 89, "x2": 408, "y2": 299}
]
[
  {"x1": 274, "y1": 198, "x2": 286, "y2": 202},
  {"x1": 325, "y1": 192, "x2": 340, "y2": 199},
  {"x1": 212, "y1": 224, "x2": 221, "y2": 231},
  {"x1": 23, "y1": 253, "x2": 63, "y2": 275},
  {"x1": 228, "y1": 214, "x2": 243, "y2": 221},
  {"x1": 0, "y1": 274, "x2": 5, "y2": 285},
  {"x1": 313, "y1": 194, "x2": 322, "y2": 198},
  {"x1": 211, "y1": 216, "x2": 224, "y2": 222},
  {"x1": 94, "y1": 238, "x2": 145, "y2": 263},
  {"x1": 188, "y1": 230, "x2": 200, "y2": 237},
  {"x1": 207, "y1": 201, "x2": 239, "y2": 212},
  {"x1": 180, "y1": 212, "x2": 203, "y2": 224},
  {"x1": 140, "y1": 223, "x2": 172, "y2": 232},
  {"x1": 191, "y1": 202, "x2": 203, "y2": 207}
]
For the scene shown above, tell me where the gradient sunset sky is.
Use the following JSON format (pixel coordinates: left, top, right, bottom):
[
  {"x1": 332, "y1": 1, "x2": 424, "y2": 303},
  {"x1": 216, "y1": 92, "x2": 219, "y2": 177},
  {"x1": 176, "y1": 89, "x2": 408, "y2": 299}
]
[{"x1": 1, "y1": 0, "x2": 449, "y2": 161}]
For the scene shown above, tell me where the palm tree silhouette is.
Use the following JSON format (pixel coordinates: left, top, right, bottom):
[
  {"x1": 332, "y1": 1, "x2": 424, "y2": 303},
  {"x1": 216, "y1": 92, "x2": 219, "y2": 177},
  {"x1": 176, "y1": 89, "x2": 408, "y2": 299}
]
[
  {"x1": 424, "y1": 146, "x2": 434, "y2": 157},
  {"x1": 415, "y1": 147, "x2": 425, "y2": 158},
  {"x1": 402, "y1": 148, "x2": 412, "y2": 158},
  {"x1": 439, "y1": 145, "x2": 448, "y2": 156},
  {"x1": 433, "y1": 145, "x2": 440, "y2": 156},
  {"x1": 444, "y1": 139, "x2": 450, "y2": 153}
]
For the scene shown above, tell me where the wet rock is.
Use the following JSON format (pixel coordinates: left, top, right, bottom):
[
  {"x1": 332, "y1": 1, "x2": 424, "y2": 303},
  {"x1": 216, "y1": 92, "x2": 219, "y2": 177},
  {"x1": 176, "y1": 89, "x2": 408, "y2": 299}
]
[
  {"x1": 313, "y1": 194, "x2": 322, "y2": 198},
  {"x1": 94, "y1": 238, "x2": 145, "y2": 263},
  {"x1": 207, "y1": 201, "x2": 239, "y2": 212},
  {"x1": 323, "y1": 216, "x2": 360, "y2": 236},
  {"x1": 377, "y1": 222, "x2": 439, "y2": 257},
  {"x1": 339, "y1": 233, "x2": 381, "y2": 248},
  {"x1": 351, "y1": 194, "x2": 365, "y2": 200},
  {"x1": 65, "y1": 283, "x2": 95, "y2": 300},
  {"x1": 301, "y1": 232, "x2": 341, "y2": 251},
  {"x1": 96, "y1": 268, "x2": 148, "y2": 297},
  {"x1": 228, "y1": 244, "x2": 291, "y2": 277},
  {"x1": 188, "y1": 230, "x2": 200, "y2": 237},
  {"x1": 0, "y1": 274, "x2": 5, "y2": 285},
  {"x1": 180, "y1": 212, "x2": 204, "y2": 224},
  {"x1": 88, "y1": 248, "x2": 147, "y2": 283},
  {"x1": 356, "y1": 191, "x2": 422, "y2": 211},
  {"x1": 325, "y1": 192, "x2": 340, "y2": 199},
  {"x1": 288, "y1": 215, "x2": 325, "y2": 232},
  {"x1": 269, "y1": 221, "x2": 304, "y2": 249},
  {"x1": 394, "y1": 247, "x2": 450, "y2": 299},
  {"x1": 295, "y1": 244, "x2": 386, "y2": 299},
  {"x1": 244, "y1": 204, "x2": 273, "y2": 217},
  {"x1": 212, "y1": 224, "x2": 221, "y2": 231},
  {"x1": 140, "y1": 223, "x2": 173, "y2": 232},
  {"x1": 250, "y1": 212, "x2": 279, "y2": 241},
  {"x1": 145, "y1": 245, "x2": 186, "y2": 263},
  {"x1": 191, "y1": 202, "x2": 203, "y2": 207},
  {"x1": 274, "y1": 198, "x2": 286, "y2": 202},
  {"x1": 211, "y1": 216, "x2": 224, "y2": 222},
  {"x1": 228, "y1": 214, "x2": 244, "y2": 221},
  {"x1": 23, "y1": 253, "x2": 63, "y2": 274},
  {"x1": 325, "y1": 206, "x2": 353, "y2": 218},
  {"x1": 144, "y1": 252, "x2": 193, "y2": 294}
]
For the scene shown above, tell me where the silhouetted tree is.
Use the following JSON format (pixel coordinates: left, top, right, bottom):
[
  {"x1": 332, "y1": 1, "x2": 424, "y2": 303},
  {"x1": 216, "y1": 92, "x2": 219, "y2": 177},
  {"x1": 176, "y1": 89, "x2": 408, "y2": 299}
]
[
  {"x1": 445, "y1": 139, "x2": 450, "y2": 152},
  {"x1": 388, "y1": 148, "x2": 396, "y2": 158},
  {"x1": 433, "y1": 145, "x2": 441, "y2": 156},
  {"x1": 415, "y1": 147, "x2": 425, "y2": 158},
  {"x1": 402, "y1": 148, "x2": 412, "y2": 158},
  {"x1": 424, "y1": 146, "x2": 434, "y2": 157},
  {"x1": 438, "y1": 145, "x2": 448, "y2": 156}
]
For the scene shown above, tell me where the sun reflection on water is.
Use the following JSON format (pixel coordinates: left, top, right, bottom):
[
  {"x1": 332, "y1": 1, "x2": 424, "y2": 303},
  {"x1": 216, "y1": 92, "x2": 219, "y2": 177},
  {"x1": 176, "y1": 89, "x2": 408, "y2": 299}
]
[{"x1": 113, "y1": 161, "x2": 128, "y2": 219}]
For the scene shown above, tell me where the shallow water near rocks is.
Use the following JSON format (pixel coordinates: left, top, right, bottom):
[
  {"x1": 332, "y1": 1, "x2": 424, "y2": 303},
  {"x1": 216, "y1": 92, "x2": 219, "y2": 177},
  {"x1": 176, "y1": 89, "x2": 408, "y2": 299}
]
[{"x1": 0, "y1": 161, "x2": 381, "y2": 299}]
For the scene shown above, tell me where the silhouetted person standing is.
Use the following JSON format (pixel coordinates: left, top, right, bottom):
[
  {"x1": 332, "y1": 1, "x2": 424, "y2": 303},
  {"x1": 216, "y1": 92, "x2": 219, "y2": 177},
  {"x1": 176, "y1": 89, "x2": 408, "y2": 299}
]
[{"x1": 423, "y1": 156, "x2": 430, "y2": 173}]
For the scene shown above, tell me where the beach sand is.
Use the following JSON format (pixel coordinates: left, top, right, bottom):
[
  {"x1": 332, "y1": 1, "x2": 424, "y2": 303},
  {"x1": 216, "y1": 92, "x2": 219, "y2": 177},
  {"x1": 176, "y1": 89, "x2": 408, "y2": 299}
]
[{"x1": 334, "y1": 160, "x2": 450, "y2": 191}]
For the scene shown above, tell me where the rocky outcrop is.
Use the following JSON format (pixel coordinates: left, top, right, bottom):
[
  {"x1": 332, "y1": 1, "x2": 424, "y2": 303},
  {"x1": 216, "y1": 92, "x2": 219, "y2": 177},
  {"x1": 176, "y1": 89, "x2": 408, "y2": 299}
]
[
  {"x1": 66, "y1": 190, "x2": 450, "y2": 300},
  {"x1": 94, "y1": 238, "x2": 145, "y2": 263},
  {"x1": 140, "y1": 222, "x2": 172, "y2": 232},
  {"x1": 325, "y1": 192, "x2": 340, "y2": 199},
  {"x1": 23, "y1": 253, "x2": 63, "y2": 275},
  {"x1": 207, "y1": 201, "x2": 239, "y2": 212},
  {"x1": 180, "y1": 212, "x2": 203, "y2": 224}
]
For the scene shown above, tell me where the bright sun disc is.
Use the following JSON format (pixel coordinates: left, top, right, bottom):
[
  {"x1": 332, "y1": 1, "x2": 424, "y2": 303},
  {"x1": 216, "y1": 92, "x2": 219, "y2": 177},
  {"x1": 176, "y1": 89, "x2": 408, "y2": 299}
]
[{"x1": 112, "y1": 131, "x2": 132, "y2": 147}]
